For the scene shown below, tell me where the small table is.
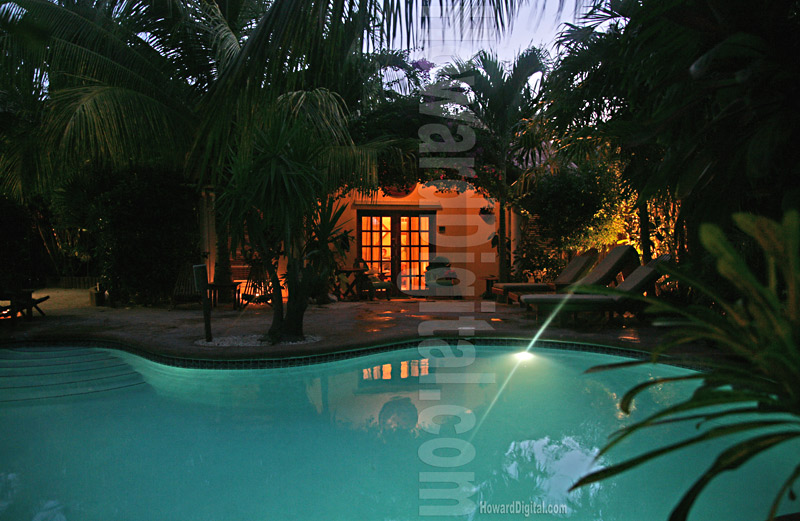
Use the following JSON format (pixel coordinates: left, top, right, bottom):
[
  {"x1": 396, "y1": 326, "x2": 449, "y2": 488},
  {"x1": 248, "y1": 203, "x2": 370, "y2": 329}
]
[
  {"x1": 335, "y1": 268, "x2": 368, "y2": 301},
  {"x1": 207, "y1": 282, "x2": 242, "y2": 310},
  {"x1": 481, "y1": 276, "x2": 499, "y2": 299}
]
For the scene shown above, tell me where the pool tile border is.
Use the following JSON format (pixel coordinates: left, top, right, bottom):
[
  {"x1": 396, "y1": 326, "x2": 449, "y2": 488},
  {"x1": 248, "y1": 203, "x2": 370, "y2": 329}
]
[{"x1": 0, "y1": 336, "x2": 699, "y2": 370}]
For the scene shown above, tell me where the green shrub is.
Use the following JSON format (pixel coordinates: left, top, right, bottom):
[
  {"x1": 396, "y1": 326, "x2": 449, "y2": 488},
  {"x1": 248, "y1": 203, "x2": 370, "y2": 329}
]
[
  {"x1": 90, "y1": 169, "x2": 199, "y2": 305},
  {"x1": 0, "y1": 196, "x2": 44, "y2": 289},
  {"x1": 517, "y1": 163, "x2": 624, "y2": 250}
]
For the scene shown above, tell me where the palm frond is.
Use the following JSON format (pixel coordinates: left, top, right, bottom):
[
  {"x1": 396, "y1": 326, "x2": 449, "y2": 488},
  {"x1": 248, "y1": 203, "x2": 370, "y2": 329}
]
[
  {"x1": 572, "y1": 211, "x2": 800, "y2": 520},
  {"x1": 668, "y1": 432, "x2": 800, "y2": 521},
  {"x1": 46, "y1": 84, "x2": 195, "y2": 170}
]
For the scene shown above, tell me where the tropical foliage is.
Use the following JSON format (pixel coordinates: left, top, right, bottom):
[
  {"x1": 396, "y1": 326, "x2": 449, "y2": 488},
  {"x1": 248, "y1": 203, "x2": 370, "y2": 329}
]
[
  {"x1": 305, "y1": 196, "x2": 353, "y2": 304},
  {"x1": 573, "y1": 211, "x2": 800, "y2": 520},
  {"x1": 0, "y1": 195, "x2": 46, "y2": 289},
  {"x1": 436, "y1": 46, "x2": 549, "y2": 281},
  {"x1": 0, "y1": 0, "x2": 528, "y2": 333},
  {"x1": 517, "y1": 162, "x2": 625, "y2": 249},
  {"x1": 512, "y1": 160, "x2": 627, "y2": 281},
  {"x1": 541, "y1": 0, "x2": 800, "y2": 251},
  {"x1": 89, "y1": 169, "x2": 200, "y2": 304},
  {"x1": 218, "y1": 89, "x2": 376, "y2": 342},
  {"x1": 349, "y1": 92, "x2": 435, "y2": 194}
]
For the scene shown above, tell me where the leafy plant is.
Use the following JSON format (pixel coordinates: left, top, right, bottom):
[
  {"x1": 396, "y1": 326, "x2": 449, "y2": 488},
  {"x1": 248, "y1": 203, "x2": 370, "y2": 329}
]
[
  {"x1": 90, "y1": 169, "x2": 199, "y2": 305},
  {"x1": 0, "y1": 195, "x2": 42, "y2": 289},
  {"x1": 220, "y1": 89, "x2": 376, "y2": 343},
  {"x1": 517, "y1": 161, "x2": 625, "y2": 251},
  {"x1": 305, "y1": 195, "x2": 352, "y2": 303},
  {"x1": 511, "y1": 235, "x2": 566, "y2": 283},
  {"x1": 436, "y1": 46, "x2": 549, "y2": 282},
  {"x1": 348, "y1": 94, "x2": 436, "y2": 194},
  {"x1": 573, "y1": 211, "x2": 800, "y2": 520},
  {"x1": 541, "y1": 0, "x2": 800, "y2": 253}
]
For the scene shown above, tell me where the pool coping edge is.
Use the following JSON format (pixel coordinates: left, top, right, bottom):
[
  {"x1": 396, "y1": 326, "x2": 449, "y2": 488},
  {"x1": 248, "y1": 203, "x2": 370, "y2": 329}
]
[{"x1": 0, "y1": 336, "x2": 701, "y2": 370}]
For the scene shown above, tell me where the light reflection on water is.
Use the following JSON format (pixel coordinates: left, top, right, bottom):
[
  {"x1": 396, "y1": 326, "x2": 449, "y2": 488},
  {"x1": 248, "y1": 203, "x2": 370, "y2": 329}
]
[{"x1": 0, "y1": 345, "x2": 797, "y2": 520}]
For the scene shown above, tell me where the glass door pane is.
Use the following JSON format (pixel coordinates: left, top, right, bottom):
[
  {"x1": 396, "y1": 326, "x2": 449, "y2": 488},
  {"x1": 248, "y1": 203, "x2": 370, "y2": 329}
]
[
  {"x1": 360, "y1": 214, "x2": 392, "y2": 278},
  {"x1": 398, "y1": 214, "x2": 432, "y2": 291},
  {"x1": 358, "y1": 212, "x2": 434, "y2": 292}
]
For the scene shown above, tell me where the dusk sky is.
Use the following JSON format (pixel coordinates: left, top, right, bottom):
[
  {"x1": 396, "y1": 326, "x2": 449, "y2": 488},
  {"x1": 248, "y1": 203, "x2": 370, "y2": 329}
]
[{"x1": 407, "y1": 1, "x2": 582, "y2": 65}]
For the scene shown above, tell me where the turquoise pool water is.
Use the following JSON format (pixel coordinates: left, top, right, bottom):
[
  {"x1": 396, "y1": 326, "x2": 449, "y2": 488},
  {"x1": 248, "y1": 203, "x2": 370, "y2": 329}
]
[{"x1": 0, "y1": 343, "x2": 797, "y2": 520}]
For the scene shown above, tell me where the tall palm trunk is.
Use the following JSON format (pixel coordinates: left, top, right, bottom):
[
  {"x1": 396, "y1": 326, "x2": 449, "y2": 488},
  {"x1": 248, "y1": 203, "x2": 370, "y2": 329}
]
[
  {"x1": 213, "y1": 212, "x2": 233, "y2": 301},
  {"x1": 264, "y1": 260, "x2": 285, "y2": 342},
  {"x1": 283, "y1": 257, "x2": 309, "y2": 340},
  {"x1": 638, "y1": 202, "x2": 651, "y2": 263},
  {"x1": 265, "y1": 236, "x2": 309, "y2": 343},
  {"x1": 497, "y1": 159, "x2": 511, "y2": 282},
  {"x1": 497, "y1": 193, "x2": 510, "y2": 282}
]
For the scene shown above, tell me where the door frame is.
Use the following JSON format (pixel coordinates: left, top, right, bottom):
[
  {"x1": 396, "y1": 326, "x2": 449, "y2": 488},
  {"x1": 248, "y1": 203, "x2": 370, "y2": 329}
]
[{"x1": 356, "y1": 210, "x2": 437, "y2": 292}]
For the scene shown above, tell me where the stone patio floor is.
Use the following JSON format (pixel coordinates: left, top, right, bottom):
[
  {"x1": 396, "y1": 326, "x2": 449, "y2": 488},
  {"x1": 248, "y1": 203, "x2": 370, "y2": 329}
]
[{"x1": 0, "y1": 288, "x2": 694, "y2": 361}]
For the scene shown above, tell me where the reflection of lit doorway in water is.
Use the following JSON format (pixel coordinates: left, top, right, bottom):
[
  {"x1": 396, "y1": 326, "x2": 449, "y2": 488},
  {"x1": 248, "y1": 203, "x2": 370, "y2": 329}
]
[{"x1": 357, "y1": 212, "x2": 436, "y2": 291}]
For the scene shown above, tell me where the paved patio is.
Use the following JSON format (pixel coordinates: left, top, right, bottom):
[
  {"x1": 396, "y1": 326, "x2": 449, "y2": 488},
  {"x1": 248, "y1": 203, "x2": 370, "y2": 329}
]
[{"x1": 0, "y1": 288, "x2": 688, "y2": 361}]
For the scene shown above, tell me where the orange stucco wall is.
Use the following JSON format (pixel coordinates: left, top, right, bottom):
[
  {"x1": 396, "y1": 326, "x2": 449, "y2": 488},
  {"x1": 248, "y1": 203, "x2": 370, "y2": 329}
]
[
  {"x1": 204, "y1": 183, "x2": 506, "y2": 300},
  {"x1": 342, "y1": 183, "x2": 500, "y2": 299}
]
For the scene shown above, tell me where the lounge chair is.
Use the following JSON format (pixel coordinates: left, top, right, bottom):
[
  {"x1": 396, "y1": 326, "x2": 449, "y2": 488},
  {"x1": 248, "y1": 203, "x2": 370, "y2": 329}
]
[
  {"x1": 353, "y1": 258, "x2": 393, "y2": 300},
  {"x1": 20, "y1": 295, "x2": 50, "y2": 318},
  {"x1": 519, "y1": 255, "x2": 671, "y2": 322},
  {"x1": 506, "y1": 245, "x2": 640, "y2": 303},
  {"x1": 240, "y1": 261, "x2": 272, "y2": 309},
  {"x1": 0, "y1": 290, "x2": 49, "y2": 323},
  {"x1": 171, "y1": 264, "x2": 202, "y2": 309},
  {"x1": 491, "y1": 248, "x2": 598, "y2": 302}
]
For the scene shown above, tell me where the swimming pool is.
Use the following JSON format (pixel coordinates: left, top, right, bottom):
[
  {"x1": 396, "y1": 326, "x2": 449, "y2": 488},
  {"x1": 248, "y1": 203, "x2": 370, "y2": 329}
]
[{"x1": 0, "y1": 342, "x2": 796, "y2": 520}]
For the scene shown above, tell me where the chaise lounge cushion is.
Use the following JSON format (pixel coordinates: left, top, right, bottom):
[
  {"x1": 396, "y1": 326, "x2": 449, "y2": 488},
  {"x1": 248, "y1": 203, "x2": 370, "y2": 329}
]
[
  {"x1": 491, "y1": 248, "x2": 599, "y2": 301},
  {"x1": 519, "y1": 255, "x2": 670, "y2": 316}
]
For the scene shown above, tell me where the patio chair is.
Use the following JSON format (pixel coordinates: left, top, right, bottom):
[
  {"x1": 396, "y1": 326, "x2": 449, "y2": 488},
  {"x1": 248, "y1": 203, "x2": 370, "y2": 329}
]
[
  {"x1": 576, "y1": 244, "x2": 640, "y2": 286},
  {"x1": 491, "y1": 248, "x2": 598, "y2": 303},
  {"x1": 353, "y1": 258, "x2": 393, "y2": 300},
  {"x1": 171, "y1": 264, "x2": 202, "y2": 309},
  {"x1": 240, "y1": 261, "x2": 272, "y2": 309},
  {"x1": 519, "y1": 255, "x2": 671, "y2": 322},
  {"x1": 17, "y1": 294, "x2": 50, "y2": 319},
  {"x1": 1, "y1": 286, "x2": 50, "y2": 322}
]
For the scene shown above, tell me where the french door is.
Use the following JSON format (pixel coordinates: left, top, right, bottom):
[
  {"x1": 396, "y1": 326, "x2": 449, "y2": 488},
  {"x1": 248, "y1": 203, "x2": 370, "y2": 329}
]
[{"x1": 358, "y1": 212, "x2": 436, "y2": 292}]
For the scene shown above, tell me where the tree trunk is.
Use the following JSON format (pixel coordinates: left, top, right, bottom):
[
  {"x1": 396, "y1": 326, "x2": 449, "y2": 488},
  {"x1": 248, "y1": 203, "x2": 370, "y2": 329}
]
[
  {"x1": 264, "y1": 260, "x2": 284, "y2": 343},
  {"x1": 282, "y1": 258, "x2": 309, "y2": 342},
  {"x1": 213, "y1": 213, "x2": 233, "y2": 302},
  {"x1": 498, "y1": 194, "x2": 510, "y2": 282},
  {"x1": 32, "y1": 210, "x2": 63, "y2": 275},
  {"x1": 283, "y1": 297, "x2": 307, "y2": 340},
  {"x1": 639, "y1": 202, "x2": 651, "y2": 263},
  {"x1": 264, "y1": 253, "x2": 309, "y2": 344}
]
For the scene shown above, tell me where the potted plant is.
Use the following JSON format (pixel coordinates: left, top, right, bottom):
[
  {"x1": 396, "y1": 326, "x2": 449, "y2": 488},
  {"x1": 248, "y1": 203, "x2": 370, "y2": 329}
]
[{"x1": 479, "y1": 204, "x2": 495, "y2": 223}]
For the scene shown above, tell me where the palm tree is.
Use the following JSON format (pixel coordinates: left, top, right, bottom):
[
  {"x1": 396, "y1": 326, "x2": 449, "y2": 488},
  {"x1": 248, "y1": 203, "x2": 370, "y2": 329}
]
[
  {"x1": 541, "y1": 0, "x2": 800, "y2": 255},
  {"x1": 0, "y1": 0, "x2": 210, "y2": 189},
  {"x1": 1, "y1": 0, "x2": 567, "y2": 336},
  {"x1": 218, "y1": 89, "x2": 377, "y2": 342},
  {"x1": 537, "y1": 3, "x2": 800, "y2": 520},
  {"x1": 437, "y1": 46, "x2": 549, "y2": 281}
]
